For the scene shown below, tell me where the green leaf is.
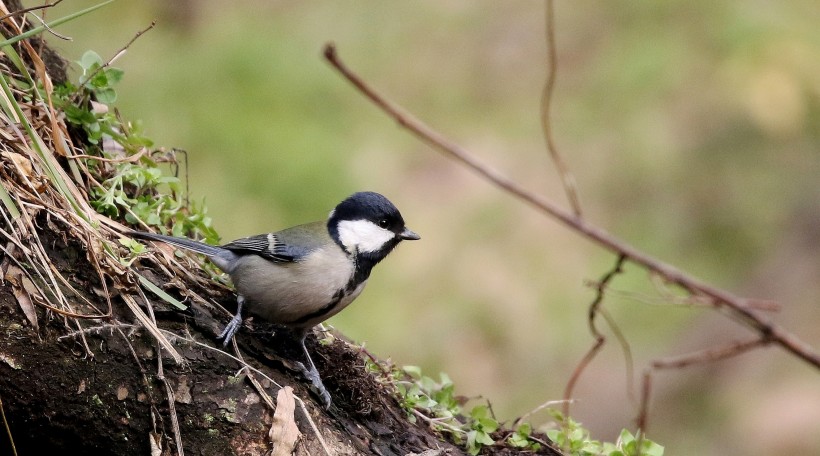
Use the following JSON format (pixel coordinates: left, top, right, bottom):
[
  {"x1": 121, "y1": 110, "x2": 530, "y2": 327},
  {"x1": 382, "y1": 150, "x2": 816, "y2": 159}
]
[
  {"x1": 508, "y1": 429, "x2": 531, "y2": 447},
  {"x1": 0, "y1": 182, "x2": 21, "y2": 220},
  {"x1": 105, "y1": 67, "x2": 125, "y2": 84},
  {"x1": 145, "y1": 212, "x2": 161, "y2": 226},
  {"x1": 547, "y1": 429, "x2": 565, "y2": 445},
  {"x1": 581, "y1": 441, "x2": 603, "y2": 452},
  {"x1": 439, "y1": 372, "x2": 453, "y2": 386},
  {"x1": 469, "y1": 404, "x2": 491, "y2": 420},
  {"x1": 507, "y1": 422, "x2": 542, "y2": 451},
  {"x1": 415, "y1": 396, "x2": 437, "y2": 409},
  {"x1": 618, "y1": 429, "x2": 635, "y2": 445},
  {"x1": 479, "y1": 417, "x2": 498, "y2": 432},
  {"x1": 475, "y1": 429, "x2": 494, "y2": 445},
  {"x1": 465, "y1": 430, "x2": 482, "y2": 455},
  {"x1": 640, "y1": 439, "x2": 665, "y2": 456},
  {"x1": 135, "y1": 272, "x2": 187, "y2": 310},
  {"x1": 79, "y1": 50, "x2": 104, "y2": 71},
  {"x1": 94, "y1": 87, "x2": 117, "y2": 104},
  {"x1": 119, "y1": 237, "x2": 146, "y2": 254},
  {"x1": 547, "y1": 408, "x2": 566, "y2": 422},
  {"x1": 402, "y1": 365, "x2": 422, "y2": 380}
]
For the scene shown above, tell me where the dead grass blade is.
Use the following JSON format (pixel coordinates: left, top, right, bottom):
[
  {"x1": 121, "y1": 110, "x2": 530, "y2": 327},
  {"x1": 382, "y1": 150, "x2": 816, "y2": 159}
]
[
  {"x1": 121, "y1": 293, "x2": 183, "y2": 364},
  {"x1": 0, "y1": 0, "x2": 114, "y2": 48}
]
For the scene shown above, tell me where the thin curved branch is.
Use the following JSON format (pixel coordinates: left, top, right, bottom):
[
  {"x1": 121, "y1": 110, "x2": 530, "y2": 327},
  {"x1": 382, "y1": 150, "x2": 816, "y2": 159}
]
[
  {"x1": 541, "y1": 0, "x2": 582, "y2": 216},
  {"x1": 562, "y1": 255, "x2": 625, "y2": 418},
  {"x1": 322, "y1": 43, "x2": 820, "y2": 370}
]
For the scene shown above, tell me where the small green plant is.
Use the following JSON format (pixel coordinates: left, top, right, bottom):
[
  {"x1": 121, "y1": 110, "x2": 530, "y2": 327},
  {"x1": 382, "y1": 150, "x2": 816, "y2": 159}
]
[
  {"x1": 55, "y1": 50, "x2": 134, "y2": 145},
  {"x1": 77, "y1": 50, "x2": 124, "y2": 104},
  {"x1": 118, "y1": 237, "x2": 147, "y2": 258},
  {"x1": 89, "y1": 159, "x2": 218, "y2": 242},
  {"x1": 385, "y1": 364, "x2": 664, "y2": 455},
  {"x1": 397, "y1": 366, "x2": 459, "y2": 416},
  {"x1": 546, "y1": 409, "x2": 664, "y2": 456},
  {"x1": 465, "y1": 405, "x2": 499, "y2": 455},
  {"x1": 391, "y1": 365, "x2": 545, "y2": 454},
  {"x1": 508, "y1": 422, "x2": 542, "y2": 451},
  {"x1": 52, "y1": 50, "x2": 219, "y2": 244}
]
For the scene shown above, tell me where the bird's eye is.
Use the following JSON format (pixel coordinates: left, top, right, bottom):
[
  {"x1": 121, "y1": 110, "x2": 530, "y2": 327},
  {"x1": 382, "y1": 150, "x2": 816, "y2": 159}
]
[{"x1": 378, "y1": 219, "x2": 390, "y2": 229}]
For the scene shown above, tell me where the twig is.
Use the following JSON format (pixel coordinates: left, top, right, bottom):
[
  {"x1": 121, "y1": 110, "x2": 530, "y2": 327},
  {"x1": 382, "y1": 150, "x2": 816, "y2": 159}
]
[
  {"x1": 294, "y1": 396, "x2": 332, "y2": 456},
  {"x1": 0, "y1": 393, "x2": 17, "y2": 456},
  {"x1": 652, "y1": 337, "x2": 770, "y2": 369},
  {"x1": 121, "y1": 293, "x2": 183, "y2": 364},
  {"x1": 58, "y1": 322, "x2": 138, "y2": 340},
  {"x1": 322, "y1": 43, "x2": 820, "y2": 371},
  {"x1": 68, "y1": 148, "x2": 148, "y2": 163},
  {"x1": 563, "y1": 255, "x2": 625, "y2": 418},
  {"x1": 0, "y1": 238, "x2": 106, "y2": 319},
  {"x1": 598, "y1": 283, "x2": 780, "y2": 312},
  {"x1": 158, "y1": 330, "x2": 283, "y2": 390},
  {"x1": 513, "y1": 399, "x2": 572, "y2": 428},
  {"x1": 636, "y1": 337, "x2": 770, "y2": 436},
  {"x1": 27, "y1": 11, "x2": 71, "y2": 41},
  {"x1": 541, "y1": 0, "x2": 582, "y2": 217},
  {"x1": 357, "y1": 341, "x2": 395, "y2": 378},
  {"x1": 155, "y1": 346, "x2": 185, "y2": 456},
  {"x1": 0, "y1": 0, "x2": 63, "y2": 22},
  {"x1": 412, "y1": 409, "x2": 466, "y2": 435},
  {"x1": 161, "y1": 378, "x2": 184, "y2": 456},
  {"x1": 636, "y1": 370, "x2": 652, "y2": 433},
  {"x1": 599, "y1": 307, "x2": 635, "y2": 403},
  {"x1": 154, "y1": 330, "x2": 332, "y2": 456},
  {"x1": 72, "y1": 20, "x2": 157, "y2": 98},
  {"x1": 140, "y1": 284, "x2": 184, "y2": 456}
]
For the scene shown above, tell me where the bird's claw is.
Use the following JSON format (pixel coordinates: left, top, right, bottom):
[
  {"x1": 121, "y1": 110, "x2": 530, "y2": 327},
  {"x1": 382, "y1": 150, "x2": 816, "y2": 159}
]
[
  {"x1": 295, "y1": 361, "x2": 332, "y2": 409},
  {"x1": 217, "y1": 313, "x2": 243, "y2": 346}
]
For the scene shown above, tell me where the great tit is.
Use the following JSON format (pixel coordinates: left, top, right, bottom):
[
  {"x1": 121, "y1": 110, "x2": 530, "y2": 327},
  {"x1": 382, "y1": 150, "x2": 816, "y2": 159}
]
[{"x1": 129, "y1": 191, "x2": 419, "y2": 407}]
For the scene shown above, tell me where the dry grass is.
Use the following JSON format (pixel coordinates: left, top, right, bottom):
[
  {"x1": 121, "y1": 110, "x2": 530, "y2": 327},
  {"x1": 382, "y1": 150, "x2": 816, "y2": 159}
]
[{"x1": 0, "y1": 0, "x2": 219, "y2": 366}]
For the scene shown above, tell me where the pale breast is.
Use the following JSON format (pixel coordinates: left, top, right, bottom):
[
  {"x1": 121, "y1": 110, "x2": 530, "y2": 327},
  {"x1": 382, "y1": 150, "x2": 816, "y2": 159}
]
[{"x1": 229, "y1": 246, "x2": 357, "y2": 325}]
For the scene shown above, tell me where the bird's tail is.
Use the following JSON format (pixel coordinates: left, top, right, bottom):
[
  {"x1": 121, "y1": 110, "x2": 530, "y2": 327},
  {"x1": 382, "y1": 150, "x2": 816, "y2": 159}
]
[{"x1": 128, "y1": 231, "x2": 225, "y2": 257}]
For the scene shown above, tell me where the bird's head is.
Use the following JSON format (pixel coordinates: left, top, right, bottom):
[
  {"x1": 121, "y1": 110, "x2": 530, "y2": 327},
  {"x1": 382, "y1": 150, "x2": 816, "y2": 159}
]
[{"x1": 328, "y1": 191, "x2": 419, "y2": 260}]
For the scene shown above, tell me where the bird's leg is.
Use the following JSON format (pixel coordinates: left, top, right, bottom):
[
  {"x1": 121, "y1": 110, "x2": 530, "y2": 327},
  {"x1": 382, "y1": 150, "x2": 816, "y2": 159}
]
[
  {"x1": 217, "y1": 295, "x2": 245, "y2": 346},
  {"x1": 294, "y1": 330, "x2": 332, "y2": 408}
]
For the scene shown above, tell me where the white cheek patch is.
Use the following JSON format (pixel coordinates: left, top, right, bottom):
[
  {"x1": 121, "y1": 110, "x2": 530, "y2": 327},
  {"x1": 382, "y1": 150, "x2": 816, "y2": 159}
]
[{"x1": 337, "y1": 219, "x2": 395, "y2": 253}]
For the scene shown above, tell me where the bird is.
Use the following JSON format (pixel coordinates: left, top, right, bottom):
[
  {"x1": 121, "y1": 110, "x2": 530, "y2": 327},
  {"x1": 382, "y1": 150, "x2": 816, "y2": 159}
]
[{"x1": 129, "y1": 191, "x2": 419, "y2": 407}]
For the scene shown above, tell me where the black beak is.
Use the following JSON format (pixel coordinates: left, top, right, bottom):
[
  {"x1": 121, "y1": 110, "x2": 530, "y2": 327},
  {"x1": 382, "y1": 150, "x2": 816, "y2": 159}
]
[{"x1": 399, "y1": 227, "x2": 420, "y2": 240}]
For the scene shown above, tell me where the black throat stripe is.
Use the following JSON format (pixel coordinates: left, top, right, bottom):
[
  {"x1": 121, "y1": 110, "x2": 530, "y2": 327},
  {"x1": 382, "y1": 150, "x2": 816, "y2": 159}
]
[
  {"x1": 287, "y1": 252, "x2": 378, "y2": 327},
  {"x1": 289, "y1": 288, "x2": 346, "y2": 326}
]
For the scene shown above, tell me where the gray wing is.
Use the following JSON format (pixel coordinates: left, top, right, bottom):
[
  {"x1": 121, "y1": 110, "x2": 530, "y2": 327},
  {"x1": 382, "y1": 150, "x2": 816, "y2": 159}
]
[{"x1": 220, "y1": 221, "x2": 330, "y2": 263}]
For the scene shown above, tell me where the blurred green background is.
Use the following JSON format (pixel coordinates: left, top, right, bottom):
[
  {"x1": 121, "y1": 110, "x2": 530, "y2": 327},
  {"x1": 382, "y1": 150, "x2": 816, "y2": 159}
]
[{"x1": 30, "y1": 1, "x2": 820, "y2": 454}]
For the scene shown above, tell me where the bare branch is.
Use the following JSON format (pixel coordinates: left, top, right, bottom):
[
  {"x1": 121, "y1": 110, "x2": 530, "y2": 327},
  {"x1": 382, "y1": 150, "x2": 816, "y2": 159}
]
[
  {"x1": 322, "y1": 43, "x2": 820, "y2": 371},
  {"x1": 541, "y1": 0, "x2": 582, "y2": 216},
  {"x1": 652, "y1": 337, "x2": 770, "y2": 369},
  {"x1": 599, "y1": 307, "x2": 636, "y2": 403},
  {"x1": 72, "y1": 20, "x2": 157, "y2": 99},
  {"x1": 637, "y1": 337, "x2": 770, "y2": 434},
  {"x1": 636, "y1": 370, "x2": 652, "y2": 435},
  {"x1": 0, "y1": 0, "x2": 64, "y2": 23},
  {"x1": 563, "y1": 255, "x2": 625, "y2": 418}
]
